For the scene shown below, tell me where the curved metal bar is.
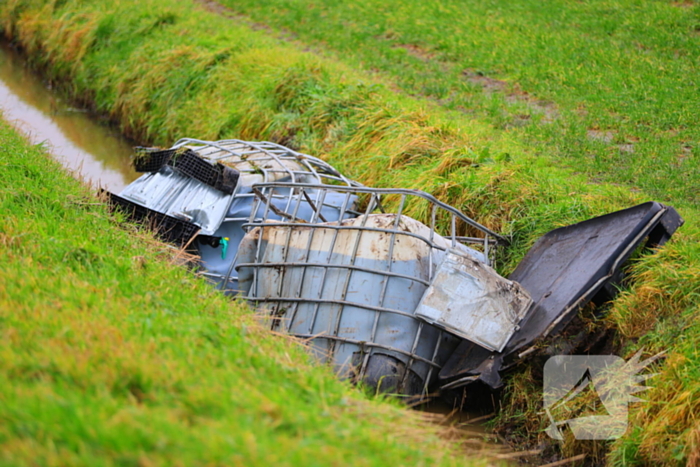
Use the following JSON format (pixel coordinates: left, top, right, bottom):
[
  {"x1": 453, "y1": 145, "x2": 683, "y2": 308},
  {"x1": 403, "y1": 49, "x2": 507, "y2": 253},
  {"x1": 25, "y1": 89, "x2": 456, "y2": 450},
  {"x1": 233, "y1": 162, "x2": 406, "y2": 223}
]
[
  {"x1": 235, "y1": 261, "x2": 431, "y2": 286},
  {"x1": 291, "y1": 334, "x2": 442, "y2": 368},
  {"x1": 245, "y1": 296, "x2": 419, "y2": 320},
  {"x1": 171, "y1": 138, "x2": 361, "y2": 187},
  {"x1": 252, "y1": 182, "x2": 508, "y2": 244},
  {"x1": 241, "y1": 221, "x2": 476, "y2": 255}
]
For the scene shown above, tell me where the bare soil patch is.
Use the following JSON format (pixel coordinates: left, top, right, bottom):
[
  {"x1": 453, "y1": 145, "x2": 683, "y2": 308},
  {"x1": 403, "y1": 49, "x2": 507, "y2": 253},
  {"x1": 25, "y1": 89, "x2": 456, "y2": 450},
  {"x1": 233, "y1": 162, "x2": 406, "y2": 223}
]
[
  {"x1": 464, "y1": 70, "x2": 559, "y2": 123},
  {"x1": 393, "y1": 43, "x2": 436, "y2": 61}
]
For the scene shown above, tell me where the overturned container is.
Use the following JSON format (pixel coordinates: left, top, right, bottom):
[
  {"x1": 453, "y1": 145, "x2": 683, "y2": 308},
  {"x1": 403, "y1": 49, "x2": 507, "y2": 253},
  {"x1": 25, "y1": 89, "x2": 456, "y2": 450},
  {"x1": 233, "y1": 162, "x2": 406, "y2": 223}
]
[
  {"x1": 234, "y1": 183, "x2": 512, "y2": 396},
  {"x1": 108, "y1": 140, "x2": 519, "y2": 397},
  {"x1": 107, "y1": 138, "x2": 684, "y2": 403}
]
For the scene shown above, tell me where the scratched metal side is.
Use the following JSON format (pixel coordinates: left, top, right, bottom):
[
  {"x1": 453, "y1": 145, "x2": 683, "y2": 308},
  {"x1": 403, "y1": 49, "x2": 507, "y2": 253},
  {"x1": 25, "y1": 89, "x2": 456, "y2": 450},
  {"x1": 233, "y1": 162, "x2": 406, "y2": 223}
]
[
  {"x1": 236, "y1": 215, "x2": 464, "y2": 394},
  {"x1": 199, "y1": 187, "x2": 358, "y2": 293}
]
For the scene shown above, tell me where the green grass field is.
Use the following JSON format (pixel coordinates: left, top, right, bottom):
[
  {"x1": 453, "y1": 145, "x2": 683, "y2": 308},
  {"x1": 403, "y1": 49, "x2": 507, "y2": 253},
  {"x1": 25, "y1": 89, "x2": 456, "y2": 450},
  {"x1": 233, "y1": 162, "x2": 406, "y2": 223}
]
[
  {"x1": 1, "y1": 0, "x2": 699, "y2": 464},
  {"x1": 214, "y1": 0, "x2": 700, "y2": 208}
]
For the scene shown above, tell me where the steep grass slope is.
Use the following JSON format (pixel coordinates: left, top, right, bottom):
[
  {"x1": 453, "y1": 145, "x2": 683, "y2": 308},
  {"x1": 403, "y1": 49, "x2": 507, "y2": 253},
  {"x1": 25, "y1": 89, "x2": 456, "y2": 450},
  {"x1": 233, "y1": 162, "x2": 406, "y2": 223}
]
[{"x1": 1, "y1": 0, "x2": 699, "y2": 464}]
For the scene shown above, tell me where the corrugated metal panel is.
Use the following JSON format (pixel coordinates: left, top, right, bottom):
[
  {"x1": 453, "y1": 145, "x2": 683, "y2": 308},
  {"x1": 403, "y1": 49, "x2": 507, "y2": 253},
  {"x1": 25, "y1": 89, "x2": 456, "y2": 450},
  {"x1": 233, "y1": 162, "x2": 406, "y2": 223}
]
[{"x1": 119, "y1": 168, "x2": 233, "y2": 236}]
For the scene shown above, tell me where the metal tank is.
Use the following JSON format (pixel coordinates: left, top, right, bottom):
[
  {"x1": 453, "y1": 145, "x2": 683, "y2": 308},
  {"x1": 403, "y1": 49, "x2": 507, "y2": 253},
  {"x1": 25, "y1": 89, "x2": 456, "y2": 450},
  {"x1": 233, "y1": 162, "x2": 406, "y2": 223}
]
[
  {"x1": 109, "y1": 138, "x2": 534, "y2": 398},
  {"x1": 234, "y1": 183, "x2": 513, "y2": 396}
]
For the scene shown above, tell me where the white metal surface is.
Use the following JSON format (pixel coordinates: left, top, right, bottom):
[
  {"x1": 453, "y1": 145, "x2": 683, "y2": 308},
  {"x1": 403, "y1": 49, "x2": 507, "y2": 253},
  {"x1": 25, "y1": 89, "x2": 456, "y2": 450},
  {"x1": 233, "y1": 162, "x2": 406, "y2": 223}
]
[
  {"x1": 119, "y1": 168, "x2": 231, "y2": 235},
  {"x1": 415, "y1": 250, "x2": 532, "y2": 352}
]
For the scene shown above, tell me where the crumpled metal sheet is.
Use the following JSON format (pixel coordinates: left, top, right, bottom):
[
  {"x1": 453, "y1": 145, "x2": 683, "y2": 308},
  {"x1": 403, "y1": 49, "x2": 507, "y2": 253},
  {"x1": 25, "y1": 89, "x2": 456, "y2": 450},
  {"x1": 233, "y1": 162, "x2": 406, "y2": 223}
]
[
  {"x1": 415, "y1": 250, "x2": 532, "y2": 352},
  {"x1": 119, "y1": 167, "x2": 231, "y2": 236}
]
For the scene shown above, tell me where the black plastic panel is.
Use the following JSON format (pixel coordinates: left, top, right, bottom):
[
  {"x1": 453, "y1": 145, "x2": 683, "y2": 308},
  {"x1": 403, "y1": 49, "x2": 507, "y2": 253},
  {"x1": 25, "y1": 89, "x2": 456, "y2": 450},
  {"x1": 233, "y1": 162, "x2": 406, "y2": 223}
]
[
  {"x1": 439, "y1": 202, "x2": 684, "y2": 388},
  {"x1": 133, "y1": 148, "x2": 175, "y2": 173},
  {"x1": 132, "y1": 148, "x2": 240, "y2": 195},
  {"x1": 105, "y1": 191, "x2": 200, "y2": 247}
]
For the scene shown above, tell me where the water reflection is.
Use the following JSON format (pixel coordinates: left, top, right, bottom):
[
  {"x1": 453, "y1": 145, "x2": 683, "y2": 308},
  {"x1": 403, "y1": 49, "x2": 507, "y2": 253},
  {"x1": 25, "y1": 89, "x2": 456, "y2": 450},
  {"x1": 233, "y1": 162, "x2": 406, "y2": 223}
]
[{"x1": 0, "y1": 41, "x2": 139, "y2": 191}]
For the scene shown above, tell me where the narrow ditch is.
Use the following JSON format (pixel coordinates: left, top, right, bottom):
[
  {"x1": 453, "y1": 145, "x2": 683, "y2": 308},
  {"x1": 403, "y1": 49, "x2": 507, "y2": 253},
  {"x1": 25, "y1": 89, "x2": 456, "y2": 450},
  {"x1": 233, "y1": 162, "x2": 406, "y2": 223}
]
[
  {"x1": 0, "y1": 41, "x2": 138, "y2": 191},
  {"x1": 4, "y1": 32, "x2": 637, "y2": 465}
]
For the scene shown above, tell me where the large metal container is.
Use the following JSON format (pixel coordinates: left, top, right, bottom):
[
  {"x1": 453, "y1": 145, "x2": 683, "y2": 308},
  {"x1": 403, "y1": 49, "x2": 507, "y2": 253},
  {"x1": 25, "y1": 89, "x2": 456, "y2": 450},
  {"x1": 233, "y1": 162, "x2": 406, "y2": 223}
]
[
  {"x1": 235, "y1": 184, "x2": 506, "y2": 396},
  {"x1": 114, "y1": 139, "x2": 522, "y2": 398}
]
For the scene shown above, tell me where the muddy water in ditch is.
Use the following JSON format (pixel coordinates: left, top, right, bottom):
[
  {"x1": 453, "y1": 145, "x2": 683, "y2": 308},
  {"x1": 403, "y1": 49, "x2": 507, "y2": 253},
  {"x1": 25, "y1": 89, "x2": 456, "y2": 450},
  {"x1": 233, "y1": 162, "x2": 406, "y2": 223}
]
[{"x1": 0, "y1": 42, "x2": 139, "y2": 192}]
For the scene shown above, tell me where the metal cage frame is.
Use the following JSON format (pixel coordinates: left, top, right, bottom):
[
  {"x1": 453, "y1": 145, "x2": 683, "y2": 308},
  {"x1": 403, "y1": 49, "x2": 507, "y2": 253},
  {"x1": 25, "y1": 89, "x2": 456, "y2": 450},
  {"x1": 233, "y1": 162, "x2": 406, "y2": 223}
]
[{"x1": 232, "y1": 182, "x2": 507, "y2": 396}]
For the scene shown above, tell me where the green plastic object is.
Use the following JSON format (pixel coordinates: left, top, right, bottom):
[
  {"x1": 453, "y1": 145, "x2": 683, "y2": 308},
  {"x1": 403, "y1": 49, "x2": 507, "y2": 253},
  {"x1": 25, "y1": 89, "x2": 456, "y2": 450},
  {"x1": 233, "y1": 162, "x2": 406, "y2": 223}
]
[{"x1": 221, "y1": 237, "x2": 229, "y2": 259}]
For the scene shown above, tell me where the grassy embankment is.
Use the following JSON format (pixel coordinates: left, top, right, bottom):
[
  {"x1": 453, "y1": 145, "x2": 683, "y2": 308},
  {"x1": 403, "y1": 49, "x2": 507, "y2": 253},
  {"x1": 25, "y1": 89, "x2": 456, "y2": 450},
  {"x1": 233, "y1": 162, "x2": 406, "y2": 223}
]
[
  {"x1": 1, "y1": 0, "x2": 699, "y2": 464},
  {"x1": 215, "y1": 0, "x2": 700, "y2": 209},
  {"x1": 0, "y1": 120, "x2": 495, "y2": 465}
]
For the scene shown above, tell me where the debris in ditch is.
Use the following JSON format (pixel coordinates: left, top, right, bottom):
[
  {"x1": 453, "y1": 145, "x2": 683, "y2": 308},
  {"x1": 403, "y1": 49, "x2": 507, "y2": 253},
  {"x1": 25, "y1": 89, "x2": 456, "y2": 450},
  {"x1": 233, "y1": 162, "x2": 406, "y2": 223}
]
[
  {"x1": 438, "y1": 201, "x2": 683, "y2": 392},
  {"x1": 107, "y1": 138, "x2": 683, "y2": 400}
]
